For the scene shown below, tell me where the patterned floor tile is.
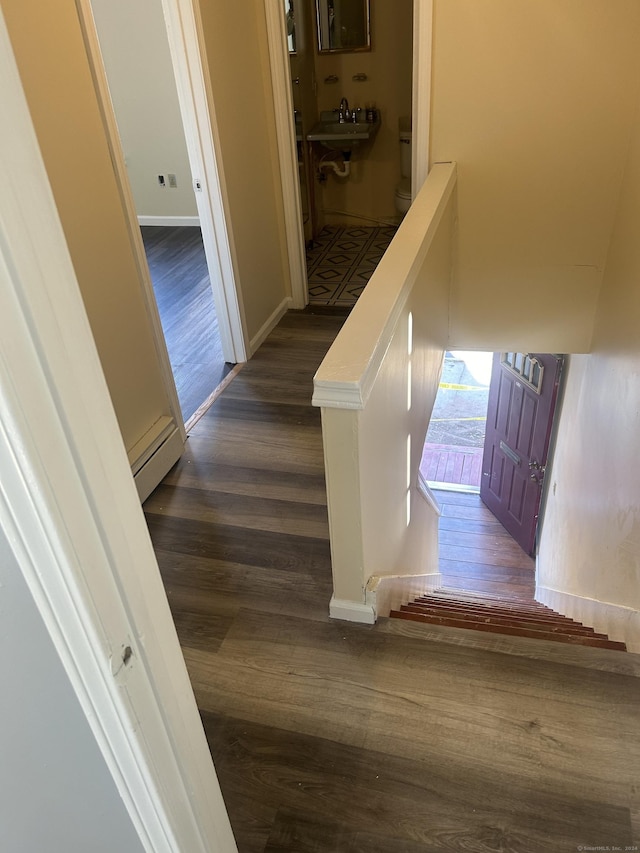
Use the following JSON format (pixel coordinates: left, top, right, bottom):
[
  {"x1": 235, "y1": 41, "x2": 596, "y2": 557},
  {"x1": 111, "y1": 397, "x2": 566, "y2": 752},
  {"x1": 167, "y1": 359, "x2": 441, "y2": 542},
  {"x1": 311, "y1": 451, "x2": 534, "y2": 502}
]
[
  {"x1": 308, "y1": 283, "x2": 343, "y2": 300},
  {"x1": 308, "y1": 266, "x2": 351, "y2": 284},
  {"x1": 347, "y1": 267, "x2": 376, "y2": 284},
  {"x1": 330, "y1": 239, "x2": 370, "y2": 253},
  {"x1": 320, "y1": 251, "x2": 361, "y2": 266},
  {"x1": 334, "y1": 281, "x2": 368, "y2": 303},
  {"x1": 307, "y1": 225, "x2": 397, "y2": 306}
]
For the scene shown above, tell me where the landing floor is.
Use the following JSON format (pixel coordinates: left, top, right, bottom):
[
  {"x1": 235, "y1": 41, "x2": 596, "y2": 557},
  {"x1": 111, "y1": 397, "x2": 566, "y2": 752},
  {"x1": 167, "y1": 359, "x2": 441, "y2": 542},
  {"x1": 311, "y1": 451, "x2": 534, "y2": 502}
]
[
  {"x1": 144, "y1": 309, "x2": 640, "y2": 852},
  {"x1": 435, "y1": 489, "x2": 536, "y2": 600}
]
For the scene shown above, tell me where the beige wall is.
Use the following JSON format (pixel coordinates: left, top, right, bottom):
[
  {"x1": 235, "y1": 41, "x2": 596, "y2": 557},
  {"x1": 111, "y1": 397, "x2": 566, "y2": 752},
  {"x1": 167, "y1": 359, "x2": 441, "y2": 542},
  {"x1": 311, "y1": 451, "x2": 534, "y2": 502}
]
[
  {"x1": 537, "y1": 97, "x2": 640, "y2": 651},
  {"x1": 312, "y1": 0, "x2": 413, "y2": 226},
  {"x1": 431, "y1": 0, "x2": 640, "y2": 352},
  {"x1": 3, "y1": 0, "x2": 177, "y2": 455},
  {"x1": 198, "y1": 0, "x2": 292, "y2": 343},
  {"x1": 90, "y1": 0, "x2": 197, "y2": 219}
]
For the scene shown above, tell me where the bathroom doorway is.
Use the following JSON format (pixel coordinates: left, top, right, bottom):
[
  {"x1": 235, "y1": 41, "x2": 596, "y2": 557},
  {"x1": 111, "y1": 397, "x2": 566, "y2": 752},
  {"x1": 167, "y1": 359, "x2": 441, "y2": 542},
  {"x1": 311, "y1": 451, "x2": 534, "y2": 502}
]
[{"x1": 270, "y1": 0, "x2": 417, "y2": 309}]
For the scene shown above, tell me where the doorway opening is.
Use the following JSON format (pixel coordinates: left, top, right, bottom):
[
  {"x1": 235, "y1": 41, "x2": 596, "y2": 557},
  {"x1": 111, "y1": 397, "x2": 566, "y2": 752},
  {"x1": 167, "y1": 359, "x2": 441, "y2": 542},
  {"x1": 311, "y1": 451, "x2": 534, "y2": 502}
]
[
  {"x1": 140, "y1": 226, "x2": 233, "y2": 424},
  {"x1": 87, "y1": 0, "x2": 239, "y2": 427},
  {"x1": 419, "y1": 351, "x2": 536, "y2": 598},
  {"x1": 420, "y1": 349, "x2": 566, "y2": 602},
  {"x1": 421, "y1": 350, "x2": 492, "y2": 493},
  {"x1": 277, "y1": 0, "x2": 414, "y2": 309},
  {"x1": 423, "y1": 350, "x2": 564, "y2": 558}
]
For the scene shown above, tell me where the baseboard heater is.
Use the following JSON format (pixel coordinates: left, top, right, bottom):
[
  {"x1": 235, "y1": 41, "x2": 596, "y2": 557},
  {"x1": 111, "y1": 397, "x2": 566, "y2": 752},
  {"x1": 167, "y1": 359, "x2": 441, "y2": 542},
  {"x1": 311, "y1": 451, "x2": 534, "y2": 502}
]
[{"x1": 128, "y1": 416, "x2": 184, "y2": 502}]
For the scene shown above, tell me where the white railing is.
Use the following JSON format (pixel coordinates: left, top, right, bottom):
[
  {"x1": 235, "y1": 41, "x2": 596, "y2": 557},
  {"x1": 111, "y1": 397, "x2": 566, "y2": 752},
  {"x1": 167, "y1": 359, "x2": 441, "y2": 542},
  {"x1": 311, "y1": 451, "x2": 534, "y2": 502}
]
[{"x1": 313, "y1": 162, "x2": 457, "y2": 623}]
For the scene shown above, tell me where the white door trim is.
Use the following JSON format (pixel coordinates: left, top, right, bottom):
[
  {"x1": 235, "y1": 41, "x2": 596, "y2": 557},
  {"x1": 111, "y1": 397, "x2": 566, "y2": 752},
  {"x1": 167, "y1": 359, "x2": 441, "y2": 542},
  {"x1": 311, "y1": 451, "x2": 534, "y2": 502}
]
[
  {"x1": 160, "y1": 0, "x2": 248, "y2": 362},
  {"x1": 0, "y1": 11, "x2": 236, "y2": 850},
  {"x1": 264, "y1": 0, "x2": 308, "y2": 309},
  {"x1": 412, "y1": 0, "x2": 434, "y2": 196},
  {"x1": 76, "y1": 0, "x2": 187, "y2": 438}
]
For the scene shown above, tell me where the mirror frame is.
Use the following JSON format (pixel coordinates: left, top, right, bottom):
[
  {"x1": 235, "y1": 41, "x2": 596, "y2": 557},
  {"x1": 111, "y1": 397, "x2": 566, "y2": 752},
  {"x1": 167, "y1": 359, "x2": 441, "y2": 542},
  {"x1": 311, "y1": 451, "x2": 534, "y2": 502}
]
[{"x1": 315, "y1": 0, "x2": 371, "y2": 55}]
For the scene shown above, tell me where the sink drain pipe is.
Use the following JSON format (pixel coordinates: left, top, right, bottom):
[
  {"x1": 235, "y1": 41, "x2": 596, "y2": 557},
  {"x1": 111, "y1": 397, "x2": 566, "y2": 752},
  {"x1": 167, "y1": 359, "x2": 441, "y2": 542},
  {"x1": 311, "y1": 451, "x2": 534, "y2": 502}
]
[{"x1": 318, "y1": 150, "x2": 351, "y2": 178}]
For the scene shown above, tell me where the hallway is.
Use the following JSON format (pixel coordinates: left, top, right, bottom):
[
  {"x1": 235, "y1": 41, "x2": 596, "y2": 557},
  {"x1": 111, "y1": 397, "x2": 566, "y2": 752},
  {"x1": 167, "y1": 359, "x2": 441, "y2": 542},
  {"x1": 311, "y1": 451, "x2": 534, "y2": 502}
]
[{"x1": 143, "y1": 308, "x2": 640, "y2": 852}]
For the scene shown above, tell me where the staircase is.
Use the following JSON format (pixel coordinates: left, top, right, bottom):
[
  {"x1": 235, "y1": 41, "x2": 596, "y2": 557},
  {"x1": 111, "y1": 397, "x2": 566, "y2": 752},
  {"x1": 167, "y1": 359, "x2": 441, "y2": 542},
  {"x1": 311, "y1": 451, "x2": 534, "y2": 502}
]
[{"x1": 390, "y1": 588, "x2": 627, "y2": 651}]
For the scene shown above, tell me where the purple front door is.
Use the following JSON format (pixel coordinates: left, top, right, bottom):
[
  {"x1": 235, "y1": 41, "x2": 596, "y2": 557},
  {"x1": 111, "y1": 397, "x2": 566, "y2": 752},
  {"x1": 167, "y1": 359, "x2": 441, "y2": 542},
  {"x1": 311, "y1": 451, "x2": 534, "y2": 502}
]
[{"x1": 480, "y1": 352, "x2": 563, "y2": 555}]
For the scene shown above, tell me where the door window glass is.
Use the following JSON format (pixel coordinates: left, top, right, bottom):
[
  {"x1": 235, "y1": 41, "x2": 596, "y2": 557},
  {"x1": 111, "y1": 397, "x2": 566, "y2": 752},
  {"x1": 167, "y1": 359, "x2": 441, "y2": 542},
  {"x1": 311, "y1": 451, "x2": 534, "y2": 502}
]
[{"x1": 500, "y1": 352, "x2": 544, "y2": 394}]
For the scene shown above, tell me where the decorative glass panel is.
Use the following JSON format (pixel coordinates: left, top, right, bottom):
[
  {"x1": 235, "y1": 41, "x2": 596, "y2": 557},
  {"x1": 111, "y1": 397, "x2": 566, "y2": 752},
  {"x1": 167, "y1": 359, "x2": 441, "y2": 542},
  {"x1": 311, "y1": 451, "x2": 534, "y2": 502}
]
[
  {"x1": 500, "y1": 352, "x2": 544, "y2": 394},
  {"x1": 532, "y1": 361, "x2": 541, "y2": 389}
]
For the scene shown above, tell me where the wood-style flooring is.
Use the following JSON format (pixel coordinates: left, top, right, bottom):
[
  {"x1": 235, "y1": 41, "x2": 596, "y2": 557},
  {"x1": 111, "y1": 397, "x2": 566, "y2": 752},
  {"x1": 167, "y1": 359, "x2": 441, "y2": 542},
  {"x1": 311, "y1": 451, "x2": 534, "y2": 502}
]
[
  {"x1": 141, "y1": 225, "x2": 231, "y2": 423},
  {"x1": 144, "y1": 308, "x2": 640, "y2": 852},
  {"x1": 436, "y1": 489, "x2": 536, "y2": 599}
]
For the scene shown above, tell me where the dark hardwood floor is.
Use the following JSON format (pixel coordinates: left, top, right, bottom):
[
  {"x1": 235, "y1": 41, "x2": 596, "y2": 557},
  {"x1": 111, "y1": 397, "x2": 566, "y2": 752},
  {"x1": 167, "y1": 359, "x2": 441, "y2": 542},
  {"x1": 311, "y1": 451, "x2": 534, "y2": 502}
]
[
  {"x1": 435, "y1": 489, "x2": 537, "y2": 599},
  {"x1": 144, "y1": 308, "x2": 640, "y2": 852},
  {"x1": 141, "y1": 225, "x2": 231, "y2": 423}
]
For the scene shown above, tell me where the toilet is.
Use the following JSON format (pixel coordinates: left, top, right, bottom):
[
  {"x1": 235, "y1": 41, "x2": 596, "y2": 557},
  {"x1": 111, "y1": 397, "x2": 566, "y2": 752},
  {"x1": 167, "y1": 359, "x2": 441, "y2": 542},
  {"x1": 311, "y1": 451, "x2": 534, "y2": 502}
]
[{"x1": 394, "y1": 116, "x2": 412, "y2": 218}]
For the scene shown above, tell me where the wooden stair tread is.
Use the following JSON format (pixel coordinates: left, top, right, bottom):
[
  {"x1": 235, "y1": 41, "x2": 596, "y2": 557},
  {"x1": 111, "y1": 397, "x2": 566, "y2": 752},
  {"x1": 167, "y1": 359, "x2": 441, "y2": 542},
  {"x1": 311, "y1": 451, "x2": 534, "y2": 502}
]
[
  {"x1": 433, "y1": 588, "x2": 546, "y2": 606},
  {"x1": 388, "y1": 588, "x2": 627, "y2": 652},
  {"x1": 389, "y1": 609, "x2": 626, "y2": 651},
  {"x1": 414, "y1": 596, "x2": 571, "y2": 619},
  {"x1": 400, "y1": 604, "x2": 603, "y2": 636}
]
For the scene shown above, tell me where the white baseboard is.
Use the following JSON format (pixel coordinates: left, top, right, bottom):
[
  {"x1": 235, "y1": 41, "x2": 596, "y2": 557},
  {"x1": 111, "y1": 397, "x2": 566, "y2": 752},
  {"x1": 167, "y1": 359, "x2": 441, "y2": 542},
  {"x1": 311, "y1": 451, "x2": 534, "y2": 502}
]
[
  {"x1": 132, "y1": 424, "x2": 184, "y2": 503},
  {"x1": 249, "y1": 296, "x2": 292, "y2": 355},
  {"x1": 536, "y1": 584, "x2": 640, "y2": 654},
  {"x1": 137, "y1": 215, "x2": 200, "y2": 227},
  {"x1": 329, "y1": 596, "x2": 376, "y2": 624},
  {"x1": 367, "y1": 572, "x2": 442, "y2": 618}
]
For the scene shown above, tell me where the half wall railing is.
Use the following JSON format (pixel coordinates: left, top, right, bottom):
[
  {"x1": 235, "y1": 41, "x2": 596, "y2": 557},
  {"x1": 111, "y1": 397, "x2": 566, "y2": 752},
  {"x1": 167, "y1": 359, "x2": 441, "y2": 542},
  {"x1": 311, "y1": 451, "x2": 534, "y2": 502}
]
[{"x1": 312, "y1": 162, "x2": 457, "y2": 623}]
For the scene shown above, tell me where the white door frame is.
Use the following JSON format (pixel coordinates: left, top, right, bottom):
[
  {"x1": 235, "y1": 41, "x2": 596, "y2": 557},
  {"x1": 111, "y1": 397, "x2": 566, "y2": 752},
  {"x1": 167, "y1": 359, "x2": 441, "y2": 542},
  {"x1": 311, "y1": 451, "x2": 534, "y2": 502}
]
[
  {"x1": 76, "y1": 0, "x2": 187, "y2": 437},
  {"x1": 79, "y1": 0, "x2": 249, "y2": 367},
  {"x1": 159, "y1": 0, "x2": 248, "y2": 362},
  {"x1": 0, "y1": 10, "x2": 236, "y2": 850},
  {"x1": 264, "y1": 0, "x2": 434, "y2": 281},
  {"x1": 412, "y1": 0, "x2": 434, "y2": 195},
  {"x1": 264, "y1": 0, "x2": 308, "y2": 309}
]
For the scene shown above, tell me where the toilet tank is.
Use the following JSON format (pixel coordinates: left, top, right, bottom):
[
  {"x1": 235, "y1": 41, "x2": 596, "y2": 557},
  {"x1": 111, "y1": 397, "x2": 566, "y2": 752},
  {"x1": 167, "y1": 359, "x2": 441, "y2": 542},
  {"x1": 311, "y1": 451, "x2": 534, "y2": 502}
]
[{"x1": 399, "y1": 116, "x2": 412, "y2": 179}]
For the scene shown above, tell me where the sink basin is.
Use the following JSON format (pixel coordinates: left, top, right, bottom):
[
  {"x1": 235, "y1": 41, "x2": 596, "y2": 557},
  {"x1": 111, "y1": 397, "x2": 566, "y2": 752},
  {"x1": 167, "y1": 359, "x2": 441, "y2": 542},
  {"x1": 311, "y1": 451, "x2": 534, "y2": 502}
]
[{"x1": 307, "y1": 111, "x2": 380, "y2": 150}]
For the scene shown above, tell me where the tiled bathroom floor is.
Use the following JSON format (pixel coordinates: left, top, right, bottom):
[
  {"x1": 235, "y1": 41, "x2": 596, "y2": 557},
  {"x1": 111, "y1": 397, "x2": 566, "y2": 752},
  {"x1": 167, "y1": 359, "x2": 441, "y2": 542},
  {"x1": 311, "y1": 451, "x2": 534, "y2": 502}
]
[{"x1": 306, "y1": 225, "x2": 397, "y2": 306}]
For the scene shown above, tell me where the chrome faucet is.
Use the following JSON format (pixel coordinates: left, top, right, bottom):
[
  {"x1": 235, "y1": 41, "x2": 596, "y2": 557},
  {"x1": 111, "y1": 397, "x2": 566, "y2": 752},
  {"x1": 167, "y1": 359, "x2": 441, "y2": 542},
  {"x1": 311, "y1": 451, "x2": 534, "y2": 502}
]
[{"x1": 338, "y1": 97, "x2": 351, "y2": 123}]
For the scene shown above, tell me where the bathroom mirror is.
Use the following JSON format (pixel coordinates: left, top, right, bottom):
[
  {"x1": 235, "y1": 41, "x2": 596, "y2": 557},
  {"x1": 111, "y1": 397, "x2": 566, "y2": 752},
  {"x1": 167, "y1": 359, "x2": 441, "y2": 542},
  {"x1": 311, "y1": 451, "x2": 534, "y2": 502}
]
[
  {"x1": 285, "y1": 0, "x2": 296, "y2": 53},
  {"x1": 315, "y1": 0, "x2": 371, "y2": 54}
]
